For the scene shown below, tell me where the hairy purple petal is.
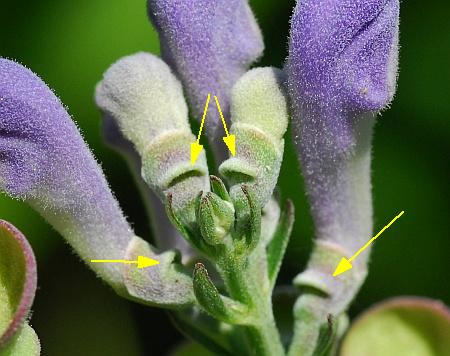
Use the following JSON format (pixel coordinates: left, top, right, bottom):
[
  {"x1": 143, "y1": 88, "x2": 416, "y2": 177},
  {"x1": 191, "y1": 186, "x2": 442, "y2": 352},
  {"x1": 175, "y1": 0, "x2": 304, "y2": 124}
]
[
  {"x1": 0, "y1": 59, "x2": 134, "y2": 290},
  {"x1": 147, "y1": 0, "x2": 264, "y2": 140},
  {"x1": 286, "y1": 2, "x2": 400, "y2": 353},
  {"x1": 288, "y1": 0, "x2": 399, "y2": 121},
  {"x1": 287, "y1": 0, "x2": 399, "y2": 254}
]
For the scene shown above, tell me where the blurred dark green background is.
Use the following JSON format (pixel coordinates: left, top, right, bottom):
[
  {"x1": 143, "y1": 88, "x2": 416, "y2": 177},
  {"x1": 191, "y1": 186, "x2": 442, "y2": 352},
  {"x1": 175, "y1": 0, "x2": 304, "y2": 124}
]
[{"x1": 1, "y1": 0, "x2": 449, "y2": 355}]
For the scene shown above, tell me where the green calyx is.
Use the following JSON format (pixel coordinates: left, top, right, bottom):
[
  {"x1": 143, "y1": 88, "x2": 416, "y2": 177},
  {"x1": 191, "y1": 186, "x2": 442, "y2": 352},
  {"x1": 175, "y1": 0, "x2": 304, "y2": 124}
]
[
  {"x1": 168, "y1": 176, "x2": 262, "y2": 260},
  {"x1": 193, "y1": 263, "x2": 249, "y2": 325},
  {"x1": 96, "y1": 52, "x2": 210, "y2": 230},
  {"x1": 196, "y1": 192, "x2": 235, "y2": 246},
  {"x1": 120, "y1": 236, "x2": 195, "y2": 309},
  {"x1": 219, "y1": 67, "x2": 289, "y2": 209},
  {"x1": 220, "y1": 125, "x2": 283, "y2": 208},
  {"x1": 157, "y1": 67, "x2": 292, "y2": 355}
]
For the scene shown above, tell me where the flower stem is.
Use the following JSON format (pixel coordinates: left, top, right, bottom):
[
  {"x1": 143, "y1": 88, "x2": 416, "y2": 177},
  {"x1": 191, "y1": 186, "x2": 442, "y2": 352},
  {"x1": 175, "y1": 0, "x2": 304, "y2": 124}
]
[{"x1": 218, "y1": 251, "x2": 285, "y2": 355}]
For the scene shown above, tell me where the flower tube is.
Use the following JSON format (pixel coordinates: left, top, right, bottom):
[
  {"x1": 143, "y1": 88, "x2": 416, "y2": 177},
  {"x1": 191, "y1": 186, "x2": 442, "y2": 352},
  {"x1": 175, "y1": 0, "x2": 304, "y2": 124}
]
[
  {"x1": 0, "y1": 58, "x2": 138, "y2": 290},
  {"x1": 147, "y1": 0, "x2": 264, "y2": 159},
  {"x1": 0, "y1": 59, "x2": 194, "y2": 308},
  {"x1": 286, "y1": 0, "x2": 400, "y2": 353}
]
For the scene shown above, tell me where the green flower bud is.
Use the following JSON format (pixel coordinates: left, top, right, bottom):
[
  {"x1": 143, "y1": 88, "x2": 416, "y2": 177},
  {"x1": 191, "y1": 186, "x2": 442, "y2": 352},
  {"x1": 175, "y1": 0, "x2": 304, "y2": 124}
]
[
  {"x1": 96, "y1": 52, "x2": 209, "y2": 227},
  {"x1": 231, "y1": 185, "x2": 261, "y2": 254},
  {"x1": 266, "y1": 200, "x2": 295, "y2": 288},
  {"x1": 197, "y1": 191, "x2": 235, "y2": 246},
  {"x1": 193, "y1": 263, "x2": 249, "y2": 324},
  {"x1": 219, "y1": 67, "x2": 289, "y2": 208}
]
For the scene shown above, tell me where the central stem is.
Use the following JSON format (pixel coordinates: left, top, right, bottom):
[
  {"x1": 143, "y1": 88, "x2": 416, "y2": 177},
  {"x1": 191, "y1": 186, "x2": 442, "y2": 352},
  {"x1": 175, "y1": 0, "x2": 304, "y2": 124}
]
[{"x1": 218, "y1": 251, "x2": 285, "y2": 356}]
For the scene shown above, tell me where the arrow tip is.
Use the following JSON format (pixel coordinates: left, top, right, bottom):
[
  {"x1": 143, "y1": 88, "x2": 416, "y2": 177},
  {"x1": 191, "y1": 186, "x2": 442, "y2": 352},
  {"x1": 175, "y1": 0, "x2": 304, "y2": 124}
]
[
  {"x1": 333, "y1": 257, "x2": 353, "y2": 277},
  {"x1": 191, "y1": 142, "x2": 203, "y2": 164},
  {"x1": 223, "y1": 135, "x2": 236, "y2": 156},
  {"x1": 137, "y1": 256, "x2": 160, "y2": 269}
]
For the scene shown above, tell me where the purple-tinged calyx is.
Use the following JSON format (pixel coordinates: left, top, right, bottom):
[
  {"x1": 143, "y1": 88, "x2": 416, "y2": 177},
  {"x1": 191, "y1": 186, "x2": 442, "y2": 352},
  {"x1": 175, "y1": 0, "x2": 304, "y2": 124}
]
[{"x1": 147, "y1": 0, "x2": 264, "y2": 146}]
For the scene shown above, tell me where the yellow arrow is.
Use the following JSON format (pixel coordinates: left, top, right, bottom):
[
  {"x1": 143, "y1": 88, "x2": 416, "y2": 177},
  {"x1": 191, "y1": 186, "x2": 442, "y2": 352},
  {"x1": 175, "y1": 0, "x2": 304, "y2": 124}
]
[
  {"x1": 191, "y1": 93, "x2": 211, "y2": 164},
  {"x1": 91, "y1": 256, "x2": 160, "y2": 269},
  {"x1": 333, "y1": 211, "x2": 405, "y2": 277},
  {"x1": 214, "y1": 95, "x2": 236, "y2": 156}
]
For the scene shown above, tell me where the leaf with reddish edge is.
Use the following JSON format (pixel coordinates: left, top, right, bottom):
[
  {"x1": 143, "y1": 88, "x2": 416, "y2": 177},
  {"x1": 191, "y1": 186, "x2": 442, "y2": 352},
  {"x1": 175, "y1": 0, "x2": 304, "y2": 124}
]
[
  {"x1": 0, "y1": 220, "x2": 39, "y2": 353},
  {"x1": 341, "y1": 297, "x2": 450, "y2": 356}
]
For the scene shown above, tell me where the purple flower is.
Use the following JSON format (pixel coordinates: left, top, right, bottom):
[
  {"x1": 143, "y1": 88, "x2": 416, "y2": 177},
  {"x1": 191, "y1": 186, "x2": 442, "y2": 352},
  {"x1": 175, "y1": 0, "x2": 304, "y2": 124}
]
[
  {"x1": 147, "y1": 0, "x2": 264, "y2": 141},
  {"x1": 0, "y1": 58, "x2": 134, "y2": 290},
  {"x1": 286, "y1": 1, "x2": 400, "y2": 353},
  {"x1": 288, "y1": 0, "x2": 399, "y2": 119},
  {"x1": 287, "y1": 0, "x2": 400, "y2": 251}
]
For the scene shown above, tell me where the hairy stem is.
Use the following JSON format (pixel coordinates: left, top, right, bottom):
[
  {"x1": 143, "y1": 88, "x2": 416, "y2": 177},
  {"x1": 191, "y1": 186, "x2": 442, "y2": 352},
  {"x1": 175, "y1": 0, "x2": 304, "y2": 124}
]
[{"x1": 218, "y1": 250, "x2": 285, "y2": 355}]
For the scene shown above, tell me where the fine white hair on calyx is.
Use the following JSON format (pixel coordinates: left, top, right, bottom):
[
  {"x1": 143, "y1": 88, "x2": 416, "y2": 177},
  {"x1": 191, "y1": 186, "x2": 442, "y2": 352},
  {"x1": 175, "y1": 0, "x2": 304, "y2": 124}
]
[
  {"x1": 231, "y1": 67, "x2": 288, "y2": 140},
  {"x1": 95, "y1": 52, "x2": 190, "y2": 154}
]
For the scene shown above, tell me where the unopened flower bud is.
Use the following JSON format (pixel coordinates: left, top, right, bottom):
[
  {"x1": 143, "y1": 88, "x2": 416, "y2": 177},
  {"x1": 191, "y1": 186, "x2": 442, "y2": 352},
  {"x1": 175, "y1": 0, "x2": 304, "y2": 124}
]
[
  {"x1": 197, "y1": 192, "x2": 235, "y2": 246},
  {"x1": 96, "y1": 52, "x2": 209, "y2": 227},
  {"x1": 219, "y1": 67, "x2": 289, "y2": 208},
  {"x1": 147, "y1": 0, "x2": 264, "y2": 140}
]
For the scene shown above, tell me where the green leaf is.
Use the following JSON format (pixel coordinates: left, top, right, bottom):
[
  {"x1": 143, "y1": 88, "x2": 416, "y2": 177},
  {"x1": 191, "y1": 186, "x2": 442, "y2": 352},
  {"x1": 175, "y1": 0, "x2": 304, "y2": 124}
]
[
  {"x1": 166, "y1": 193, "x2": 205, "y2": 253},
  {"x1": 312, "y1": 314, "x2": 335, "y2": 356},
  {"x1": 267, "y1": 200, "x2": 294, "y2": 288},
  {"x1": 170, "y1": 341, "x2": 215, "y2": 356},
  {"x1": 169, "y1": 310, "x2": 232, "y2": 356},
  {"x1": 232, "y1": 185, "x2": 261, "y2": 254},
  {"x1": 0, "y1": 220, "x2": 38, "y2": 353},
  {"x1": 1, "y1": 324, "x2": 40, "y2": 356},
  {"x1": 341, "y1": 297, "x2": 450, "y2": 356},
  {"x1": 196, "y1": 192, "x2": 234, "y2": 246},
  {"x1": 312, "y1": 313, "x2": 348, "y2": 356}
]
